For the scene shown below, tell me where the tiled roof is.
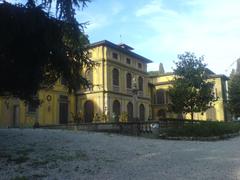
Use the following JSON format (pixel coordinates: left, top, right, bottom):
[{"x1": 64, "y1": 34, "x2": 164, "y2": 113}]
[{"x1": 89, "y1": 40, "x2": 153, "y2": 63}]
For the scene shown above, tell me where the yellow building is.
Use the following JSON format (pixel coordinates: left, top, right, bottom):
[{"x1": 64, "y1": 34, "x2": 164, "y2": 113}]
[
  {"x1": 0, "y1": 79, "x2": 76, "y2": 127},
  {"x1": 0, "y1": 40, "x2": 230, "y2": 127},
  {"x1": 149, "y1": 72, "x2": 229, "y2": 121},
  {"x1": 77, "y1": 40, "x2": 152, "y2": 123}
]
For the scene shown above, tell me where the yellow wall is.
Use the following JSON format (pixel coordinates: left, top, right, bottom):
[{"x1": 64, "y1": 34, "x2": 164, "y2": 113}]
[
  {"x1": 151, "y1": 74, "x2": 228, "y2": 121},
  {"x1": 0, "y1": 80, "x2": 76, "y2": 127},
  {"x1": 77, "y1": 45, "x2": 151, "y2": 122}
]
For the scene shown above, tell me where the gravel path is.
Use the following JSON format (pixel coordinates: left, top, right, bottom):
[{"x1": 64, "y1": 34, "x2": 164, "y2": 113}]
[{"x1": 0, "y1": 128, "x2": 240, "y2": 180}]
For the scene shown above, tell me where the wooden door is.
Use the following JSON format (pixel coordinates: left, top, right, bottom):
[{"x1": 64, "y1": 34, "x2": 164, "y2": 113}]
[
  {"x1": 59, "y1": 96, "x2": 68, "y2": 124},
  {"x1": 113, "y1": 100, "x2": 120, "y2": 122},
  {"x1": 127, "y1": 102, "x2": 133, "y2": 122},
  {"x1": 84, "y1": 101, "x2": 94, "y2": 123},
  {"x1": 13, "y1": 105, "x2": 19, "y2": 127},
  {"x1": 139, "y1": 104, "x2": 145, "y2": 122}
]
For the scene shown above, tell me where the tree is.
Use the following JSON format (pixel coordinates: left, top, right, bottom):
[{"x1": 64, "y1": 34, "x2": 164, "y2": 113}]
[
  {"x1": 168, "y1": 52, "x2": 216, "y2": 120},
  {"x1": 228, "y1": 71, "x2": 240, "y2": 119},
  {"x1": 0, "y1": 0, "x2": 93, "y2": 104}
]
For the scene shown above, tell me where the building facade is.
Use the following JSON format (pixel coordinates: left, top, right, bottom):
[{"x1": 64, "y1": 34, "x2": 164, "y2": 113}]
[
  {"x1": 77, "y1": 40, "x2": 152, "y2": 123},
  {"x1": 0, "y1": 40, "x2": 230, "y2": 127},
  {"x1": 149, "y1": 73, "x2": 229, "y2": 121},
  {"x1": 0, "y1": 80, "x2": 76, "y2": 127}
]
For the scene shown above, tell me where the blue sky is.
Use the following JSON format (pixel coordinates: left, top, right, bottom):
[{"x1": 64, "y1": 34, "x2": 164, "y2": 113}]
[
  {"x1": 76, "y1": 0, "x2": 240, "y2": 74},
  {"x1": 6, "y1": 0, "x2": 240, "y2": 74}
]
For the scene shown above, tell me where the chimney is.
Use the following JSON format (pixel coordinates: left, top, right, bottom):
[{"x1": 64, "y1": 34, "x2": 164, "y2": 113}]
[{"x1": 118, "y1": 43, "x2": 134, "y2": 51}]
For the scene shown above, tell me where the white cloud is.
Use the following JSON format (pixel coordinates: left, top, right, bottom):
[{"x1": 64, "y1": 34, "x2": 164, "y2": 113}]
[
  {"x1": 135, "y1": 0, "x2": 240, "y2": 74},
  {"x1": 86, "y1": 14, "x2": 109, "y2": 32},
  {"x1": 135, "y1": 0, "x2": 162, "y2": 17},
  {"x1": 76, "y1": 1, "x2": 124, "y2": 33},
  {"x1": 76, "y1": 11, "x2": 110, "y2": 32},
  {"x1": 136, "y1": 0, "x2": 179, "y2": 17},
  {"x1": 111, "y1": 1, "x2": 124, "y2": 15}
]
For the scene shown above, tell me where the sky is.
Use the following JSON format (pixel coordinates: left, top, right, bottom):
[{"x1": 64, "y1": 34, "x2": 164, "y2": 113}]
[
  {"x1": 76, "y1": 0, "x2": 240, "y2": 75},
  {"x1": 6, "y1": 0, "x2": 240, "y2": 74}
]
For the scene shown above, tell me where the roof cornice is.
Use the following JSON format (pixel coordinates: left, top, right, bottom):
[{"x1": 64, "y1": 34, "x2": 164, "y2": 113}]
[{"x1": 89, "y1": 40, "x2": 153, "y2": 64}]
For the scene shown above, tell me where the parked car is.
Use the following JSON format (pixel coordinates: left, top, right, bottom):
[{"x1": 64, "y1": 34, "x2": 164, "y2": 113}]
[{"x1": 150, "y1": 123, "x2": 160, "y2": 134}]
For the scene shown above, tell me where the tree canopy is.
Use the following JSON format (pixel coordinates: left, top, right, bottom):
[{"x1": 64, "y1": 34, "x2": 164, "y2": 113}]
[
  {"x1": 228, "y1": 71, "x2": 240, "y2": 118},
  {"x1": 168, "y1": 52, "x2": 216, "y2": 120},
  {"x1": 0, "y1": 0, "x2": 93, "y2": 104}
]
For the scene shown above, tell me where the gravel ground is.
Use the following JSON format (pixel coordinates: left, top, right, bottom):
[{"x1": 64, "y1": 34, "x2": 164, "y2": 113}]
[{"x1": 1, "y1": 129, "x2": 240, "y2": 180}]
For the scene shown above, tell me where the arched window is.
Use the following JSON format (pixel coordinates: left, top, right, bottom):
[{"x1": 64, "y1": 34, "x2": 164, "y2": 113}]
[
  {"x1": 112, "y1": 100, "x2": 121, "y2": 122},
  {"x1": 126, "y1": 73, "x2": 132, "y2": 89},
  {"x1": 156, "y1": 89, "x2": 165, "y2": 104},
  {"x1": 127, "y1": 102, "x2": 133, "y2": 121},
  {"x1": 138, "y1": 76, "x2": 143, "y2": 91},
  {"x1": 85, "y1": 69, "x2": 93, "y2": 83},
  {"x1": 112, "y1": 68, "x2": 119, "y2": 86},
  {"x1": 139, "y1": 104, "x2": 145, "y2": 121}
]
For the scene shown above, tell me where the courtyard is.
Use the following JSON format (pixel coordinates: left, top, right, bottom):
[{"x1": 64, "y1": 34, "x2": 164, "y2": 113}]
[{"x1": 1, "y1": 128, "x2": 240, "y2": 180}]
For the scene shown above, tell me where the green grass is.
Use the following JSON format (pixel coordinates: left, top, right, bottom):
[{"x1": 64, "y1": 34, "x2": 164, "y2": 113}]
[{"x1": 161, "y1": 121, "x2": 240, "y2": 137}]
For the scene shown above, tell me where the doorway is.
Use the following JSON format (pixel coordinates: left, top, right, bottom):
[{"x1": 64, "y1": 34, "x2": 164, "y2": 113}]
[
  {"x1": 84, "y1": 100, "x2": 94, "y2": 123},
  {"x1": 139, "y1": 104, "x2": 145, "y2": 122},
  {"x1": 59, "y1": 95, "x2": 68, "y2": 124},
  {"x1": 13, "y1": 105, "x2": 19, "y2": 127}
]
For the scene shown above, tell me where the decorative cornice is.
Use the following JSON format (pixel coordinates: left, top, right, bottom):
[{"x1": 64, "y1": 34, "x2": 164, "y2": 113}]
[{"x1": 76, "y1": 90, "x2": 151, "y2": 100}]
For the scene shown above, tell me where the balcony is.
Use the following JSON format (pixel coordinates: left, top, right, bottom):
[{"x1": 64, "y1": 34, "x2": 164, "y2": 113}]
[
  {"x1": 138, "y1": 91, "x2": 143, "y2": 97},
  {"x1": 127, "y1": 88, "x2": 133, "y2": 95},
  {"x1": 113, "y1": 85, "x2": 120, "y2": 92}
]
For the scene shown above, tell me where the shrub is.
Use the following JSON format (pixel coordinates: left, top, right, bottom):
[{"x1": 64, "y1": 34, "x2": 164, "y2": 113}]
[{"x1": 162, "y1": 121, "x2": 240, "y2": 137}]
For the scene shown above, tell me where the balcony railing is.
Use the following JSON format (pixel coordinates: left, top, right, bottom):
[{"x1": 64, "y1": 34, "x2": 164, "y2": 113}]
[
  {"x1": 113, "y1": 85, "x2": 120, "y2": 92},
  {"x1": 127, "y1": 88, "x2": 133, "y2": 95},
  {"x1": 138, "y1": 91, "x2": 143, "y2": 96}
]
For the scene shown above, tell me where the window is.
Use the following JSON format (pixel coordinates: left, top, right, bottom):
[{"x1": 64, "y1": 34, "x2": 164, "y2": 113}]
[
  {"x1": 156, "y1": 89, "x2": 165, "y2": 104},
  {"x1": 139, "y1": 104, "x2": 145, "y2": 121},
  {"x1": 126, "y1": 58, "x2": 131, "y2": 64},
  {"x1": 138, "y1": 76, "x2": 143, "y2": 91},
  {"x1": 28, "y1": 102, "x2": 38, "y2": 113},
  {"x1": 112, "y1": 52, "x2": 118, "y2": 59},
  {"x1": 138, "y1": 63, "x2": 142, "y2": 69},
  {"x1": 60, "y1": 95, "x2": 68, "y2": 101},
  {"x1": 113, "y1": 100, "x2": 121, "y2": 122},
  {"x1": 85, "y1": 69, "x2": 93, "y2": 83},
  {"x1": 112, "y1": 68, "x2": 119, "y2": 86},
  {"x1": 126, "y1": 73, "x2": 132, "y2": 89}
]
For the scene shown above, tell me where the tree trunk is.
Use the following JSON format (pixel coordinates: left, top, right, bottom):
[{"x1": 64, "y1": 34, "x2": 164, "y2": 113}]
[{"x1": 191, "y1": 112, "x2": 194, "y2": 120}]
